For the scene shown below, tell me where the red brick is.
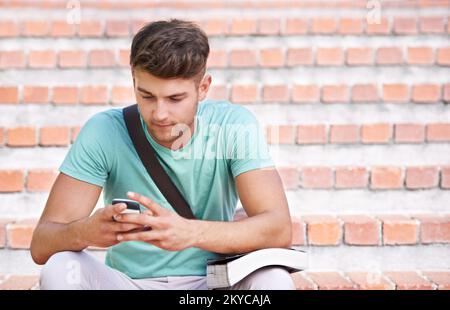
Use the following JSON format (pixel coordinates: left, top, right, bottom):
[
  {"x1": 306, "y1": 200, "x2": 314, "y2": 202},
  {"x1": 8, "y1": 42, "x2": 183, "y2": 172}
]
[
  {"x1": 0, "y1": 51, "x2": 25, "y2": 69},
  {"x1": 407, "y1": 47, "x2": 434, "y2": 65},
  {"x1": 437, "y1": 47, "x2": 450, "y2": 66},
  {"x1": 7, "y1": 127, "x2": 36, "y2": 147},
  {"x1": 385, "y1": 272, "x2": 434, "y2": 290},
  {"x1": 22, "y1": 20, "x2": 49, "y2": 36},
  {"x1": 420, "y1": 16, "x2": 446, "y2": 33},
  {"x1": 394, "y1": 124, "x2": 425, "y2": 143},
  {"x1": 78, "y1": 20, "x2": 103, "y2": 37},
  {"x1": 28, "y1": 50, "x2": 56, "y2": 68},
  {"x1": 346, "y1": 48, "x2": 372, "y2": 66},
  {"x1": 0, "y1": 87, "x2": 19, "y2": 104},
  {"x1": 361, "y1": 123, "x2": 392, "y2": 144},
  {"x1": 229, "y1": 50, "x2": 257, "y2": 68},
  {"x1": 371, "y1": 167, "x2": 403, "y2": 189},
  {"x1": 406, "y1": 166, "x2": 439, "y2": 189},
  {"x1": 40, "y1": 126, "x2": 70, "y2": 146},
  {"x1": 303, "y1": 216, "x2": 341, "y2": 246},
  {"x1": 427, "y1": 123, "x2": 450, "y2": 141},
  {"x1": 277, "y1": 166, "x2": 300, "y2": 190},
  {"x1": 335, "y1": 167, "x2": 367, "y2": 189},
  {"x1": 230, "y1": 19, "x2": 257, "y2": 35},
  {"x1": 0, "y1": 21, "x2": 19, "y2": 37},
  {"x1": 412, "y1": 84, "x2": 441, "y2": 103},
  {"x1": 379, "y1": 215, "x2": 419, "y2": 245},
  {"x1": 442, "y1": 166, "x2": 450, "y2": 189},
  {"x1": 58, "y1": 50, "x2": 86, "y2": 68},
  {"x1": 444, "y1": 83, "x2": 450, "y2": 103},
  {"x1": 382, "y1": 84, "x2": 409, "y2": 102},
  {"x1": 366, "y1": 17, "x2": 390, "y2": 35},
  {"x1": 341, "y1": 215, "x2": 379, "y2": 245},
  {"x1": 292, "y1": 85, "x2": 319, "y2": 103},
  {"x1": 287, "y1": 48, "x2": 313, "y2": 66},
  {"x1": 106, "y1": 20, "x2": 129, "y2": 37},
  {"x1": 352, "y1": 84, "x2": 379, "y2": 102},
  {"x1": 52, "y1": 86, "x2": 78, "y2": 105},
  {"x1": 23, "y1": 86, "x2": 48, "y2": 104},
  {"x1": 257, "y1": 19, "x2": 280, "y2": 35},
  {"x1": 231, "y1": 85, "x2": 258, "y2": 103},
  {"x1": 311, "y1": 18, "x2": 337, "y2": 34},
  {"x1": 262, "y1": 85, "x2": 289, "y2": 103},
  {"x1": 201, "y1": 19, "x2": 228, "y2": 36},
  {"x1": 422, "y1": 271, "x2": 450, "y2": 290},
  {"x1": 376, "y1": 47, "x2": 403, "y2": 65},
  {"x1": 339, "y1": 18, "x2": 363, "y2": 34},
  {"x1": 88, "y1": 50, "x2": 115, "y2": 68},
  {"x1": 316, "y1": 48, "x2": 343, "y2": 66},
  {"x1": 0, "y1": 275, "x2": 39, "y2": 290},
  {"x1": 291, "y1": 217, "x2": 305, "y2": 246},
  {"x1": 291, "y1": 272, "x2": 315, "y2": 290},
  {"x1": 207, "y1": 85, "x2": 227, "y2": 101},
  {"x1": 283, "y1": 18, "x2": 308, "y2": 35},
  {"x1": 260, "y1": 48, "x2": 284, "y2": 68},
  {"x1": 51, "y1": 20, "x2": 76, "y2": 37},
  {"x1": 7, "y1": 219, "x2": 37, "y2": 249},
  {"x1": 266, "y1": 125, "x2": 296, "y2": 144},
  {"x1": 0, "y1": 170, "x2": 24, "y2": 192},
  {"x1": 296, "y1": 125, "x2": 326, "y2": 144},
  {"x1": 330, "y1": 125, "x2": 359, "y2": 144},
  {"x1": 27, "y1": 169, "x2": 58, "y2": 192},
  {"x1": 207, "y1": 50, "x2": 227, "y2": 68},
  {"x1": 393, "y1": 17, "x2": 418, "y2": 34},
  {"x1": 415, "y1": 215, "x2": 450, "y2": 243},
  {"x1": 306, "y1": 272, "x2": 355, "y2": 290},
  {"x1": 111, "y1": 86, "x2": 134, "y2": 106},
  {"x1": 300, "y1": 167, "x2": 333, "y2": 189},
  {"x1": 118, "y1": 49, "x2": 131, "y2": 68},
  {"x1": 322, "y1": 85, "x2": 348, "y2": 103},
  {"x1": 346, "y1": 272, "x2": 395, "y2": 290},
  {"x1": 80, "y1": 86, "x2": 108, "y2": 105}
]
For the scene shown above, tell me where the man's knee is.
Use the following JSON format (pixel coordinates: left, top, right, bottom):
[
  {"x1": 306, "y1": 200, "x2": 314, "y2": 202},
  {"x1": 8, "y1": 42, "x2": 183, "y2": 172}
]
[
  {"x1": 40, "y1": 251, "x2": 86, "y2": 290},
  {"x1": 236, "y1": 267, "x2": 295, "y2": 290}
]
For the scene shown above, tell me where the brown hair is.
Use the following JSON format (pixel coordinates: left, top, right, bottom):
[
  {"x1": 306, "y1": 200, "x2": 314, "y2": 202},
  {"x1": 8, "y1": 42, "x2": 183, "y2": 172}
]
[{"x1": 130, "y1": 19, "x2": 210, "y2": 85}]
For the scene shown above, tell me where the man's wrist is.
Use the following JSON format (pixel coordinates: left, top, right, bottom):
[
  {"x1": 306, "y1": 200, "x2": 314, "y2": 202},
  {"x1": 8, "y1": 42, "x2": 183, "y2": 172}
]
[{"x1": 71, "y1": 217, "x2": 90, "y2": 249}]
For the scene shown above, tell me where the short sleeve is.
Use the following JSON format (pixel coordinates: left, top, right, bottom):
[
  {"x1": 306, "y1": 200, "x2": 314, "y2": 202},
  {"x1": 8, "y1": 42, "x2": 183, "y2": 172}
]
[
  {"x1": 58, "y1": 112, "x2": 116, "y2": 187},
  {"x1": 227, "y1": 106, "x2": 275, "y2": 178}
]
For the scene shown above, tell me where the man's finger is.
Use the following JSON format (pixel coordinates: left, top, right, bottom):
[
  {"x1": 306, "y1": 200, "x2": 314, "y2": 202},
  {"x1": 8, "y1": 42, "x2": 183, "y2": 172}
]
[
  {"x1": 111, "y1": 222, "x2": 145, "y2": 233},
  {"x1": 117, "y1": 230, "x2": 164, "y2": 242},
  {"x1": 114, "y1": 213, "x2": 160, "y2": 227},
  {"x1": 104, "y1": 203, "x2": 127, "y2": 219},
  {"x1": 127, "y1": 192, "x2": 167, "y2": 215}
]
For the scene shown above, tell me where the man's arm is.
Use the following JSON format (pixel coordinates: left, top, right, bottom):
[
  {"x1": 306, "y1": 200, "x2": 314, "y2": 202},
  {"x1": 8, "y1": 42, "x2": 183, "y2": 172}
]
[
  {"x1": 31, "y1": 173, "x2": 140, "y2": 265},
  {"x1": 116, "y1": 167, "x2": 292, "y2": 254},
  {"x1": 192, "y1": 167, "x2": 292, "y2": 253}
]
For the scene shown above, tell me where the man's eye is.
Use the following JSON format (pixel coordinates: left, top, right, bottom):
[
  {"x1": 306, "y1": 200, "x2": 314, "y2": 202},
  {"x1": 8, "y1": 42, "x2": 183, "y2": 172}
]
[
  {"x1": 170, "y1": 98, "x2": 181, "y2": 102},
  {"x1": 142, "y1": 96, "x2": 154, "y2": 100}
]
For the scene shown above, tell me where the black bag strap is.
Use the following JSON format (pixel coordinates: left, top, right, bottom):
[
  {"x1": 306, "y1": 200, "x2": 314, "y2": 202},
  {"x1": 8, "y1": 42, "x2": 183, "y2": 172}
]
[{"x1": 123, "y1": 104, "x2": 196, "y2": 219}]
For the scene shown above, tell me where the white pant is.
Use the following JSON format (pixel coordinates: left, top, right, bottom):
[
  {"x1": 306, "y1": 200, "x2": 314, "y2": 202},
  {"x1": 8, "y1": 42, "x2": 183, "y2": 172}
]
[{"x1": 39, "y1": 251, "x2": 295, "y2": 290}]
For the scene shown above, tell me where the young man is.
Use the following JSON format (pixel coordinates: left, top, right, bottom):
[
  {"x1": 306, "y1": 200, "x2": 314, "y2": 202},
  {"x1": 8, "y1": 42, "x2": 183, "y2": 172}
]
[{"x1": 31, "y1": 19, "x2": 294, "y2": 290}]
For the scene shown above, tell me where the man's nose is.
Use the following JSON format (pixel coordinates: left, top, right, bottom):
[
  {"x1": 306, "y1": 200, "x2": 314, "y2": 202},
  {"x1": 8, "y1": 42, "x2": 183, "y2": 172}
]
[{"x1": 153, "y1": 102, "x2": 169, "y2": 121}]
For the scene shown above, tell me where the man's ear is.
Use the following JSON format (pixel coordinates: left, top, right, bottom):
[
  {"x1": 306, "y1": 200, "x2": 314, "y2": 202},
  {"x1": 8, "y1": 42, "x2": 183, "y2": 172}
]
[{"x1": 198, "y1": 74, "x2": 212, "y2": 101}]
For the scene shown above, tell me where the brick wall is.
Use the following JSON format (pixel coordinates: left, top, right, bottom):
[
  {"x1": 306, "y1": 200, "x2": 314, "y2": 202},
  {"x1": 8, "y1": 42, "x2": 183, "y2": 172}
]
[{"x1": 0, "y1": 0, "x2": 449, "y2": 289}]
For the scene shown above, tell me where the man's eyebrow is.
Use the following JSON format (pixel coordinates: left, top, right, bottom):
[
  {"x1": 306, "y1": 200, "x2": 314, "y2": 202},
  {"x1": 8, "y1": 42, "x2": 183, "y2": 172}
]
[{"x1": 136, "y1": 87, "x2": 187, "y2": 98}]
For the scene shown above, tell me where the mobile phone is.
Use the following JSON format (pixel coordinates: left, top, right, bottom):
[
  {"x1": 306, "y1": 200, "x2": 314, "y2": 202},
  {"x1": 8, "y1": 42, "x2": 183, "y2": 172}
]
[{"x1": 112, "y1": 198, "x2": 141, "y2": 214}]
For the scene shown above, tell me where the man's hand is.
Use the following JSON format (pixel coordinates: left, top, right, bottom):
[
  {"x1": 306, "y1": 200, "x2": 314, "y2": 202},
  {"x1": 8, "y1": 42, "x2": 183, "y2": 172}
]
[
  {"x1": 113, "y1": 191, "x2": 196, "y2": 251},
  {"x1": 81, "y1": 203, "x2": 145, "y2": 248}
]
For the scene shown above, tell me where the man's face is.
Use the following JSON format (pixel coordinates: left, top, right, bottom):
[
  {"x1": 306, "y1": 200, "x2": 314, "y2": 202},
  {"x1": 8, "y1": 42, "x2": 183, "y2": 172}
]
[{"x1": 132, "y1": 68, "x2": 211, "y2": 149}]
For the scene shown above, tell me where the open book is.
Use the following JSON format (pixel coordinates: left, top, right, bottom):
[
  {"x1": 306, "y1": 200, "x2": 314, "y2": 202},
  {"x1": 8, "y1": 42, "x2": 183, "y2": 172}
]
[{"x1": 206, "y1": 247, "x2": 308, "y2": 289}]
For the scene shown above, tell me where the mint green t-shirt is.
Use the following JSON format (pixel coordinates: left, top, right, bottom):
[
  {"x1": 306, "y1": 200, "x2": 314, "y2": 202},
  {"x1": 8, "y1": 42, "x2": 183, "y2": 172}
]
[{"x1": 59, "y1": 99, "x2": 274, "y2": 279}]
